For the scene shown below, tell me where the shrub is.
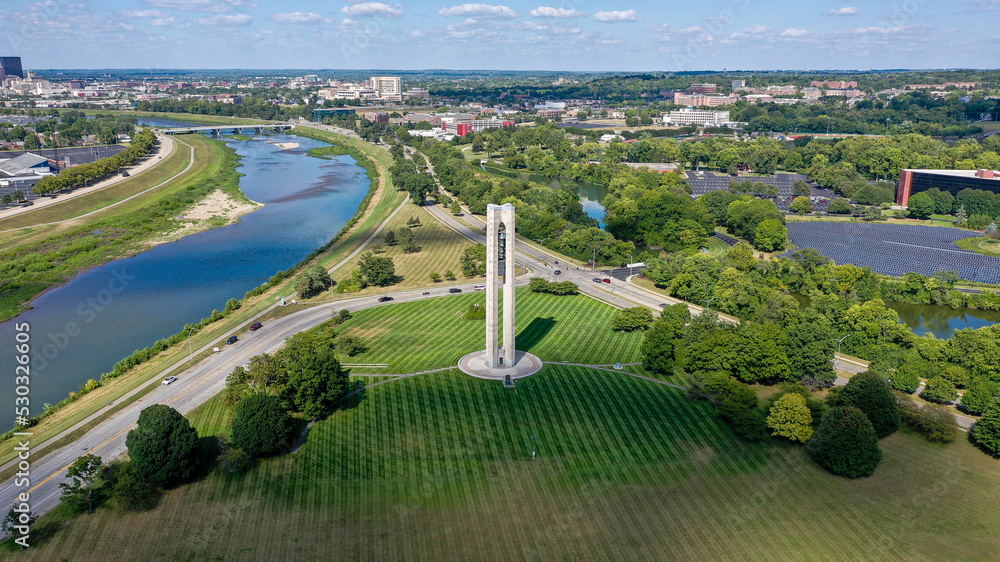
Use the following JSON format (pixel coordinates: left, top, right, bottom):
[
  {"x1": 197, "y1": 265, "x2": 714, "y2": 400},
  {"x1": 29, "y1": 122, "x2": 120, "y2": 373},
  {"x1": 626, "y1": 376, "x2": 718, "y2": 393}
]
[
  {"x1": 898, "y1": 398, "x2": 957, "y2": 443},
  {"x1": 940, "y1": 365, "x2": 969, "y2": 388},
  {"x1": 808, "y1": 406, "x2": 882, "y2": 478},
  {"x1": 922, "y1": 376, "x2": 959, "y2": 404},
  {"x1": 890, "y1": 364, "x2": 922, "y2": 393},
  {"x1": 465, "y1": 303, "x2": 486, "y2": 320},
  {"x1": 217, "y1": 446, "x2": 254, "y2": 475},
  {"x1": 961, "y1": 380, "x2": 1000, "y2": 416},
  {"x1": 336, "y1": 335, "x2": 366, "y2": 356},
  {"x1": 611, "y1": 307, "x2": 654, "y2": 332}
]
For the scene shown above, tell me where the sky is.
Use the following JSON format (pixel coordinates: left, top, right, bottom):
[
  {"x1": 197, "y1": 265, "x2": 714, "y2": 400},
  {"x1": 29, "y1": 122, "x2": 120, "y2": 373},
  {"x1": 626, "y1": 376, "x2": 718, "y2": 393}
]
[{"x1": 2, "y1": 0, "x2": 999, "y2": 71}]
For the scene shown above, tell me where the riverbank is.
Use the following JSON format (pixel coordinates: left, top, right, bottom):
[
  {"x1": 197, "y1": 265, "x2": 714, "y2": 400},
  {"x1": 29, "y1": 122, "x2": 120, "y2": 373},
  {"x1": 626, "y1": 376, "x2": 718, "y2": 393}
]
[
  {"x1": 0, "y1": 128, "x2": 399, "y2": 473},
  {"x1": 0, "y1": 135, "x2": 244, "y2": 323},
  {"x1": 146, "y1": 189, "x2": 262, "y2": 247}
]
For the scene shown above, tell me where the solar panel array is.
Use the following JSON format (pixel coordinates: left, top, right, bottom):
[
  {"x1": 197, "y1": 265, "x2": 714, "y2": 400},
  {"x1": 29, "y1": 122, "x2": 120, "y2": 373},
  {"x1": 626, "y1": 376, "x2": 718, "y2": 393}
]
[
  {"x1": 785, "y1": 222, "x2": 1000, "y2": 283},
  {"x1": 684, "y1": 172, "x2": 838, "y2": 211}
]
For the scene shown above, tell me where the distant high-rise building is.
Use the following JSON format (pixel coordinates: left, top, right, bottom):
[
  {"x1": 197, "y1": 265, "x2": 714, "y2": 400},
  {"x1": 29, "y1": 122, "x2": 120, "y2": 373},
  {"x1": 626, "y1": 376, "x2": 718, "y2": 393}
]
[
  {"x1": 370, "y1": 76, "x2": 402, "y2": 99},
  {"x1": 731, "y1": 79, "x2": 747, "y2": 90},
  {"x1": 690, "y1": 83, "x2": 718, "y2": 94},
  {"x1": 1, "y1": 57, "x2": 24, "y2": 79}
]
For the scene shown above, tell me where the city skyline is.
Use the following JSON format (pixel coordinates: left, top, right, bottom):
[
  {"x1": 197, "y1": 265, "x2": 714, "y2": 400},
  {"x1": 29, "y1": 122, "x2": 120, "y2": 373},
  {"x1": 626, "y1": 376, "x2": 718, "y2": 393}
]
[{"x1": 1, "y1": 1, "x2": 999, "y2": 71}]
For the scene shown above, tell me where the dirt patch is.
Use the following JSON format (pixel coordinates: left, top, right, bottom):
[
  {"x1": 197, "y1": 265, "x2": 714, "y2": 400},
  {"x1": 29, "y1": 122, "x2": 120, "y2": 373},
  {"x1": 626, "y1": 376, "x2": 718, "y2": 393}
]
[{"x1": 146, "y1": 189, "x2": 261, "y2": 246}]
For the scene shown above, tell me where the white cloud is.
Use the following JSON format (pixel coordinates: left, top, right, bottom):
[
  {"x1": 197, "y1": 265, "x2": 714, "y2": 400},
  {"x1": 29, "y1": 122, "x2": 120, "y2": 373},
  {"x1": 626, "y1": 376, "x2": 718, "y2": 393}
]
[
  {"x1": 828, "y1": 7, "x2": 860, "y2": 16},
  {"x1": 152, "y1": 17, "x2": 179, "y2": 26},
  {"x1": 745, "y1": 25, "x2": 772, "y2": 34},
  {"x1": 781, "y1": 28, "x2": 810, "y2": 37},
  {"x1": 593, "y1": 10, "x2": 637, "y2": 23},
  {"x1": 122, "y1": 9, "x2": 171, "y2": 18},
  {"x1": 530, "y1": 6, "x2": 586, "y2": 18},
  {"x1": 193, "y1": 13, "x2": 252, "y2": 25},
  {"x1": 270, "y1": 12, "x2": 324, "y2": 24},
  {"x1": 438, "y1": 4, "x2": 518, "y2": 18},
  {"x1": 340, "y1": 2, "x2": 404, "y2": 17},
  {"x1": 148, "y1": 0, "x2": 234, "y2": 13}
]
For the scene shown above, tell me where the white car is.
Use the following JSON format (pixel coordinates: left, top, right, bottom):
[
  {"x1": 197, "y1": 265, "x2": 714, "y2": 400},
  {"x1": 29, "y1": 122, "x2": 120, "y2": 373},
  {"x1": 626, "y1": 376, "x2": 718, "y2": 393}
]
[{"x1": 162, "y1": 376, "x2": 177, "y2": 385}]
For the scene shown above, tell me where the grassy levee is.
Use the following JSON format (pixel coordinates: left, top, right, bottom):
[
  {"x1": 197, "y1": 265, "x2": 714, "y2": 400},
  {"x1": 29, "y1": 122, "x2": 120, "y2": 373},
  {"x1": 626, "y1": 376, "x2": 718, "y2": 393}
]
[
  {"x1": 14, "y1": 364, "x2": 1000, "y2": 558},
  {"x1": 0, "y1": 129, "x2": 400, "y2": 471},
  {"x1": 0, "y1": 135, "x2": 237, "y2": 323},
  {"x1": 0, "y1": 138, "x2": 190, "y2": 244}
]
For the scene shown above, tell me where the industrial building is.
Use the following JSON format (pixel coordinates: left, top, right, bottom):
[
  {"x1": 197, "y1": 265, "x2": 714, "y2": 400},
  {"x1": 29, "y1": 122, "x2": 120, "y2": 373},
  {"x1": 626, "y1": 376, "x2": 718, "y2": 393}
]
[{"x1": 897, "y1": 169, "x2": 1000, "y2": 206}]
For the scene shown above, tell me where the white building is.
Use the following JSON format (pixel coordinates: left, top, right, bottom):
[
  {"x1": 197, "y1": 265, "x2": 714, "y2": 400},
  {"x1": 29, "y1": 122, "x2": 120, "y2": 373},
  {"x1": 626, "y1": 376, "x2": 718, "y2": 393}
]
[
  {"x1": 663, "y1": 108, "x2": 732, "y2": 127},
  {"x1": 370, "y1": 76, "x2": 402, "y2": 102}
]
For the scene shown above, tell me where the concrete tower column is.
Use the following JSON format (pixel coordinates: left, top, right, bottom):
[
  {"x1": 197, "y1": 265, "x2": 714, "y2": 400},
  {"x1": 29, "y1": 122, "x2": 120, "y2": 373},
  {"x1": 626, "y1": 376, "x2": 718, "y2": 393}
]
[{"x1": 486, "y1": 203, "x2": 516, "y2": 368}]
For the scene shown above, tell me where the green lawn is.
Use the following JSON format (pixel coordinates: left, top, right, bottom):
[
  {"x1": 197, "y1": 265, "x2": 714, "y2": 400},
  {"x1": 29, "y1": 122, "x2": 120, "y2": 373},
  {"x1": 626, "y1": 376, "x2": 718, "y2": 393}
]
[
  {"x1": 954, "y1": 235, "x2": 1000, "y2": 258},
  {"x1": 13, "y1": 364, "x2": 1000, "y2": 560},
  {"x1": 337, "y1": 289, "x2": 645, "y2": 372}
]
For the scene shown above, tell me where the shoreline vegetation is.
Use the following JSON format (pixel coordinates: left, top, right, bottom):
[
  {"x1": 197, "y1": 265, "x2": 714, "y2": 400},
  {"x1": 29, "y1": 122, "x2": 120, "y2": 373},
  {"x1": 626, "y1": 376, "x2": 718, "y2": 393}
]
[{"x1": 0, "y1": 125, "x2": 390, "y2": 467}]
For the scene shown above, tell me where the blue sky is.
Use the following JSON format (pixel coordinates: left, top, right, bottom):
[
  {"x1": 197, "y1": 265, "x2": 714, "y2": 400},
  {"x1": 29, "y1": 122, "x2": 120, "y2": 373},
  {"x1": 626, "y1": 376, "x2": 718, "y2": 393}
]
[{"x1": 2, "y1": 0, "x2": 999, "y2": 70}]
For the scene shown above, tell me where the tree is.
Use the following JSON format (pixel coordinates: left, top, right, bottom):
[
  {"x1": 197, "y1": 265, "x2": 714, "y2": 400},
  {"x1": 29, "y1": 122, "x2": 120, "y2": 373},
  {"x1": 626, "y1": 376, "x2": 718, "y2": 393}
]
[
  {"x1": 961, "y1": 380, "x2": 999, "y2": 415},
  {"x1": 906, "y1": 192, "x2": 936, "y2": 218},
  {"x1": 384, "y1": 228, "x2": 397, "y2": 245},
  {"x1": 336, "y1": 334, "x2": 366, "y2": 356},
  {"x1": 731, "y1": 322, "x2": 792, "y2": 384},
  {"x1": 445, "y1": 269, "x2": 457, "y2": 281},
  {"x1": 279, "y1": 332, "x2": 349, "y2": 418},
  {"x1": 753, "y1": 219, "x2": 788, "y2": 252},
  {"x1": 1, "y1": 194, "x2": 11, "y2": 205},
  {"x1": 971, "y1": 401, "x2": 1000, "y2": 456},
  {"x1": 429, "y1": 271, "x2": 442, "y2": 283},
  {"x1": 231, "y1": 394, "x2": 292, "y2": 458},
  {"x1": 358, "y1": 252, "x2": 395, "y2": 287},
  {"x1": 2, "y1": 505, "x2": 37, "y2": 549},
  {"x1": 827, "y1": 197, "x2": 853, "y2": 214},
  {"x1": 641, "y1": 304, "x2": 689, "y2": 375},
  {"x1": 460, "y1": 244, "x2": 488, "y2": 277},
  {"x1": 125, "y1": 404, "x2": 200, "y2": 488},
  {"x1": 450, "y1": 200, "x2": 462, "y2": 215},
  {"x1": 786, "y1": 315, "x2": 836, "y2": 386},
  {"x1": 295, "y1": 264, "x2": 333, "y2": 299},
  {"x1": 767, "y1": 393, "x2": 814, "y2": 442},
  {"x1": 111, "y1": 463, "x2": 156, "y2": 511},
  {"x1": 793, "y1": 179, "x2": 812, "y2": 197},
  {"x1": 922, "y1": 376, "x2": 959, "y2": 404},
  {"x1": 955, "y1": 204, "x2": 968, "y2": 225},
  {"x1": 789, "y1": 196, "x2": 814, "y2": 214},
  {"x1": 835, "y1": 372, "x2": 900, "y2": 438},
  {"x1": 808, "y1": 406, "x2": 883, "y2": 478},
  {"x1": 611, "y1": 307, "x2": 654, "y2": 332},
  {"x1": 898, "y1": 399, "x2": 956, "y2": 443},
  {"x1": 59, "y1": 454, "x2": 103, "y2": 514}
]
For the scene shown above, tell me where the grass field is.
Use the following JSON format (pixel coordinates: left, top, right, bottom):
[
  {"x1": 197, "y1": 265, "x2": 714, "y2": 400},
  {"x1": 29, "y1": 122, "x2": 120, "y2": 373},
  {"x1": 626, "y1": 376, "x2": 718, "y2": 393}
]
[
  {"x1": 13, "y1": 362, "x2": 1000, "y2": 560},
  {"x1": 337, "y1": 288, "x2": 644, "y2": 373},
  {"x1": 321, "y1": 201, "x2": 475, "y2": 296},
  {"x1": 954, "y1": 235, "x2": 1000, "y2": 257}
]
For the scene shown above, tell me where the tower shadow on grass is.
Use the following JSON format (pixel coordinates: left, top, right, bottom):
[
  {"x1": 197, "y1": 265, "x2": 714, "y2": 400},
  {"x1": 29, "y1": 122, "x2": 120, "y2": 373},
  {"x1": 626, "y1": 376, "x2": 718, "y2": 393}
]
[{"x1": 516, "y1": 317, "x2": 556, "y2": 354}]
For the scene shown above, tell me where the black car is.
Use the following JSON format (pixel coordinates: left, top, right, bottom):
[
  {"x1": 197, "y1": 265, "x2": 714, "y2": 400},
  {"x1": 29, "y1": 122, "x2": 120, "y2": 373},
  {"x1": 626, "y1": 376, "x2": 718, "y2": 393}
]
[
  {"x1": 554, "y1": 270, "x2": 561, "y2": 275},
  {"x1": 227, "y1": 336, "x2": 238, "y2": 345},
  {"x1": 378, "y1": 296, "x2": 394, "y2": 302},
  {"x1": 449, "y1": 288, "x2": 463, "y2": 293}
]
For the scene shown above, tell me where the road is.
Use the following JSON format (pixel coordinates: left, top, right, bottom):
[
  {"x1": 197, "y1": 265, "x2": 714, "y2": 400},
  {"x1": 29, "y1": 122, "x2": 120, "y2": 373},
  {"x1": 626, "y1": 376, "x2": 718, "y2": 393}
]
[{"x1": 0, "y1": 133, "x2": 176, "y2": 223}]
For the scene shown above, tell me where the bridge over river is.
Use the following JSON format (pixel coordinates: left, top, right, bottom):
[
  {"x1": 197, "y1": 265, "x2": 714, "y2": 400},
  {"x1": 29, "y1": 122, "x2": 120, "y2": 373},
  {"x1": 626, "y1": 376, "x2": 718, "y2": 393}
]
[{"x1": 157, "y1": 124, "x2": 294, "y2": 135}]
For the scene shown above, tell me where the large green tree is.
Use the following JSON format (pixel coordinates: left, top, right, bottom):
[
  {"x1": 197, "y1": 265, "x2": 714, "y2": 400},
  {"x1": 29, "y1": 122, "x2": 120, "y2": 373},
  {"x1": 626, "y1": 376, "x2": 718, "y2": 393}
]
[
  {"x1": 961, "y1": 380, "x2": 1000, "y2": 415},
  {"x1": 125, "y1": 404, "x2": 200, "y2": 488},
  {"x1": 767, "y1": 393, "x2": 814, "y2": 443},
  {"x1": 358, "y1": 252, "x2": 396, "y2": 287},
  {"x1": 640, "y1": 303, "x2": 690, "y2": 375},
  {"x1": 808, "y1": 406, "x2": 883, "y2": 478},
  {"x1": 906, "y1": 191, "x2": 936, "y2": 218},
  {"x1": 59, "y1": 454, "x2": 103, "y2": 514},
  {"x1": 835, "y1": 371, "x2": 900, "y2": 438},
  {"x1": 730, "y1": 322, "x2": 792, "y2": 383},
  {"x1": 753, "y1": 219, "x2": 788, "y2": 252},
  {"x1": 611, "y1": 307, "x2": 654, "y2": 332},
  {"x1": 971, "y1": 401, "x2": 1000, "y2": 457},
  {"x1": 279, "y1": 332, "x2": 350, "y2": 417},
  {"x1": 231, "y1": 394, "x2": 292, "y2": 458}
]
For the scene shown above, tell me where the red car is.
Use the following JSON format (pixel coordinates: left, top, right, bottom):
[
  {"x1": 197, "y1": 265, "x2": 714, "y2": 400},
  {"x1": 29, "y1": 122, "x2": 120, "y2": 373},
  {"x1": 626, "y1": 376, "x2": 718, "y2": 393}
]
[
  {"x1": 249, "y1": 322, "x2": 263, "y2": 331},
  {"x1": 602, "y1": 278, "x2": 611, "y2": 283}
]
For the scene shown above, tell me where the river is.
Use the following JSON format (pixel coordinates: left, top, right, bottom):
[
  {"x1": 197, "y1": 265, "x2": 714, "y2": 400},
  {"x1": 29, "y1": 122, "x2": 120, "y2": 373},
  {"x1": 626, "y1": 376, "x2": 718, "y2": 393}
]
[{"x1": 0, "y1": 130, "x2": 370, "y2": 411}]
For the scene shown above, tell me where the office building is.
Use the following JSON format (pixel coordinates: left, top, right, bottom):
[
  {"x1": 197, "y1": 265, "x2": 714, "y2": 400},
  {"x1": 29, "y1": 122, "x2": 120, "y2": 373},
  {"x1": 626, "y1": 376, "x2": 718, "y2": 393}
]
[
  {"x1": 731, "y1": 80, "x2": 747, "y2": 90},
  {"x1": 897, "y1": 169, "x2": 1000, "y2": 206},
  {"x1": 672, "y1": 92, "x2": 738, "y2": 107},
  {"x1": 1, "y1": 57, "x2": 24, "y2": 79},
  {"x1": 663, "y1": 108, "x2": 732, "y2": 127},
  {"x1": 371, "y1": 76, "x2": 402, "y2": 101},
  {"x1": 690, "y1": 83, "x2": 718, "y2": 94}
]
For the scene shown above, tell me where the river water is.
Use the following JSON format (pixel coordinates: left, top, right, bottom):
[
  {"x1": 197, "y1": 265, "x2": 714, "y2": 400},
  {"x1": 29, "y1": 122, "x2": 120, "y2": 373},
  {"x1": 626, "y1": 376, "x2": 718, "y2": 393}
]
[{"x1": 0, "y1": 131, "x2": 369, "y2": 411}]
